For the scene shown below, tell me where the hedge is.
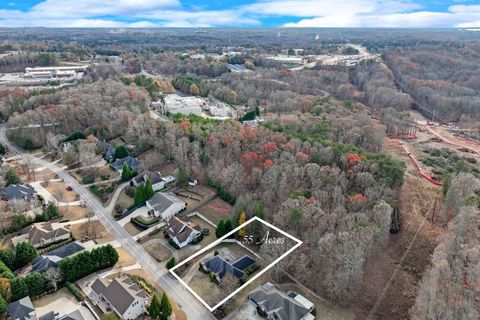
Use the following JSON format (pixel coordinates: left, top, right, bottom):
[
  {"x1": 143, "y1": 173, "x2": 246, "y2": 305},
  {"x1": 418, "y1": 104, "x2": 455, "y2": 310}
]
[{"x1": 66, "y1": 281, "x2": 84, "y2": 301}]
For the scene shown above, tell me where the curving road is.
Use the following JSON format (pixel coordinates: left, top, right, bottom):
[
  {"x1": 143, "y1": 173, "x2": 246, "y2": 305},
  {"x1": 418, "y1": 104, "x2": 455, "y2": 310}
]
[{"x1": 0, "y1": 124, "x2": 214, "y2": 320}]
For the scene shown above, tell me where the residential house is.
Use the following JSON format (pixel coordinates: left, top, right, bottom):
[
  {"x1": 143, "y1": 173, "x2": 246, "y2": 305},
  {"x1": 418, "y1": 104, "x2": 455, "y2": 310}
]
[
  {"x1": 96, "y1": 140, "x2": 116, "y2": 163},
  {"x1": 8, "y1": 296, "x2": 36, "y2": 320},
  {"x1": 201, "y1": 255, "x2": 255, "y2": 282},
  {"x1": 145, "y1": 192, "x2": 186, "y2": 220},
  {"x1": 0, "y1": 184, "x2": 37, "y2": 202},
  {"x1": 111, "y1": 156, "x2": 141, "y2": 172},
  {"x1": 11, "y1": 222, "x2": 71, "y2": 248},
  {"x1": 90, "y1": 276, "x2": 149, "y2": 320},
  {"x1": 248, "y1": 282, "x2": 315, "y2": 320},
  {"x1": 39, "y1": 309, "x2": 89, "y2": 320},
  {"x1": 166, "y1": 216, "x2": 201, "y2": 248},
  {"x1": 32, "y1": 241, "x2": 85, "y2": 273},
  {"x1": 131, "y1": 171, "x2": 165, "y2": 191}
]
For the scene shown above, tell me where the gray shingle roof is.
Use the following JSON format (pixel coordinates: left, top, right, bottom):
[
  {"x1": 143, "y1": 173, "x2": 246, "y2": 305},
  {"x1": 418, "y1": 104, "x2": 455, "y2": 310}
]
[
  {"x1": 32, "y1": 241, "x2": 85, "y2": 273},
  {"x1": 91, "y1": 276, "x2": 147, "y2": 316},
  {"x1": 167, "y1": 216, "x2": 201, "y2": 243},
  {"x1": 249, "y1": 283, "x2": 311, "y2": 320},
  {"x1": 204, "y1": 256, "x2": 248, "y2": 280},
  {"x1": 112, "y1": 156, "x2": 141, "y2": 171},
  {"x1": 8, "y1": 297, "x2": 35, "y2": 320},
  {"x1": 0, "y1": 184, "x2": 36, "y2": 202},
  {"x1": 147, "y1": 192, "x2": 174, "y2": 213}
]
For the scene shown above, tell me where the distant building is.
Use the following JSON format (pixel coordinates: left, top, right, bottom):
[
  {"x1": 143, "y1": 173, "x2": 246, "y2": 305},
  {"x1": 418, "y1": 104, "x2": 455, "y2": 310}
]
[
  {"x1": 145, "y1": 192, "x2": 186, "y2": 220},
  {"x1": 90, "y1": 276, "x2": 149, "y2": 320},
  {"x1": 24, "y1": 65, "x2": 88, "y2": 80},
  {"x1": 111, "y1": 156, "x2": 141, "y2": 172},
  {"x1": 11, "y1": 222, "x2": 70, "y2": 248},
  {"x1": 8, "y1": 296, "x2": 36, "y2": 320},
  {"x1": 201, "y1": 255, "x2": 255, "y2": 282},
  {"x1": 166, "y1": 216, "x2": 201, "y2": 248},
  {"x1": 31, "y1": 241, "x2": 85, "y2": 273},
  {"x1": 248, "y1": 282, "x2": 315, "y2": 320},
  {"x1": 0, "y1": 184, "x2": 37, "y2": 202}
]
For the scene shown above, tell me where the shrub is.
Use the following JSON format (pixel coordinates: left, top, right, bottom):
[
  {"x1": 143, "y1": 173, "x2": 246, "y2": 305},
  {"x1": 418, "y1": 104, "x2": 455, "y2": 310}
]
[
  {"x1": 65, "y1": 282, "x2": 84, "y2": 301},
  {"x1": 166, "y1": 257, "x2": 175, "y2": 269}
]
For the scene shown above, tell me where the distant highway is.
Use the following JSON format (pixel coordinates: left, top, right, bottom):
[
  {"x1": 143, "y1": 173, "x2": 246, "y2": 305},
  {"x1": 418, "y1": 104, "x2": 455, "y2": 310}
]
[{"x1": 0, "y1": 124, "x2": 214, "y2": 320}]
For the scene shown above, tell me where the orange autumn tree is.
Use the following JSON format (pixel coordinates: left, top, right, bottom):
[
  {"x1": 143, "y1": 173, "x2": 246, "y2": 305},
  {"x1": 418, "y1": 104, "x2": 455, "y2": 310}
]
[{"x1": 238, "y1": 212, "x2": 247, "y2": 237}]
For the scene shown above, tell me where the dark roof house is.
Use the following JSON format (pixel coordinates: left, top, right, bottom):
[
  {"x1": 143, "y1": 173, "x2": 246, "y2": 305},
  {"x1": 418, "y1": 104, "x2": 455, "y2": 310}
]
[
  {"x1": 8, "y1": 296, "x2": 36, "y2": 320},
  {"x1": 111, "y1": 156, "x2": 141, "y2": 171},
  {"x1": 32, "y1": 241, "x2": 85, "y2": 273},
  {"x1": 202, "y1": 255, "x2": 256, "y2": 281},
  {"x1": 249, "y1": 282, "x2": 314, "y2": 320},
  {"x1": 0, "y1": 184, "x2": 37, "y2": 202},
  {"x1": 131, "y1": 171, "x2": 164, "y2": 186}
]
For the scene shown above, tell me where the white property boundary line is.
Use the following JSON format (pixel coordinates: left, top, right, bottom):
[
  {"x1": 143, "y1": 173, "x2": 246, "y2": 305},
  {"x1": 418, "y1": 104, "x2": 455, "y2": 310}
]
[{"x1": 169, "y1": 216, "x2": 303, "y2": 311}]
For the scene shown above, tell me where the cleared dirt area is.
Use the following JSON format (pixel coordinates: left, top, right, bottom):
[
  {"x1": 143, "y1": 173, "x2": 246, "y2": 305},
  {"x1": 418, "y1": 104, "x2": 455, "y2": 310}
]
[
  {"x1": 123, "y1": 221, "x2": 142, "y2": 236},
  {"x1": 349, "y1": 138, "x2": 444, "y2": 320},
  {"x1": 59, "y1": 206, "x2": 88, "y2": 221},
  {"x1": 143, "y1": 241, "x2": 172, "y2": 262},
  {"x1": 115, "y1": 247, "x2": 137, "y2": 268},
  {"x1": 197, "y1": 196, "x2": 234, "y2": 225},
  {"x1": 44, "y1": 181, "x2": 79, "y2": 202},
  {"x1": 70, "y1": 221, "x2": 114, "y2": 244}
]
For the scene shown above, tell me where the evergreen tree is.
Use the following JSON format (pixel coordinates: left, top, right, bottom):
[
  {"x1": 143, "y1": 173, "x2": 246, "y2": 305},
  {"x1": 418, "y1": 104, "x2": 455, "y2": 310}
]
[
  {"x1": 121, "y1": 164, "x2": 132, "y2": 182},
  {"x1": 0, "y1": 249, "x2": 15, "y2": 270},
  {"x1": 144, "y1": 178, "x2": 154, "y2": 199},
  {"x1": 177, "y1": 166, "x2": 187, "y2": 186},
  {"x1": 14, "y1": 243, "x2": 37, "y2": 269},
  {"x1": 10, "y1": 277, "x2": 28, "y2": 301},
  {"x1": 5, "y1": 169, "x2": 20, "y2": 186},
  {"x1": 215, "y1": 220, "x2": 226, "y2": 239},
  {"x1": 148, "y1": 294, "x2": 162, "y2": 319},
  {"x1": 42, "y1": 204, "x2": 60, "y2": 221},
  {"x1": 113, "y1": 145, "x2": 128, "y2": 160},
  {"x1": 25, "y1": 272, "x2": 46, "y2": 297},
  {"x1": 160, "y1": 292, "x2": 172, "y2": 320},
  {"x1": 134, "y1": 183, "x2": 146, "y2": 206},
  {"x1": 0, "y1": 295, "x2": 6, "y2": 315},
  {"x1": 166, "y1": 257, "x2": 175, "y2": 270},
  {"x1": 224, "y1": 219, "x2": 233, "y2": 236}
]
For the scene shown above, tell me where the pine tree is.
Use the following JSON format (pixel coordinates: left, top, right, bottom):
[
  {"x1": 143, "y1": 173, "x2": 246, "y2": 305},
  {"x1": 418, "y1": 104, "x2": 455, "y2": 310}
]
[
  {"x1": 177, "y1": 166, "x2": 187, "y2": 187},
  {"x1": 224, "y1": 219, "x2": 233, "y2": 236},
  {"x1": 160, "y1": 292, "x2": 172, "y2": 320},
  {"x1": 121, "y1": 164, "x2": 132, "y2": 182},
  {"x1": 145, "y1": 177, "x2": 154, "y2": 199},
  {"x1": 166, "y1": 257, "x2": 175, "y2": 270},
  {"x1": 215, "y1": 220, "x2": 225, "y2": 239},
  {"x1": 134, "y1": 183, "x2": 146, "y2": 205},
  {"x1": 148, "y1": 294, "x2": 162, "y2": 319}
]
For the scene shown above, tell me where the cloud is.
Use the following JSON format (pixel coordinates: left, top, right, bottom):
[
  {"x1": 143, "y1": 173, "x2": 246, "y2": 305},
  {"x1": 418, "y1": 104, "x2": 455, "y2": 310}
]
[
  {"x1": 282, "y1": 2, "x2": 480, "y2": 28},
  {"x1": 0, "y1": 0, "x2": 478, "y2": 28}
]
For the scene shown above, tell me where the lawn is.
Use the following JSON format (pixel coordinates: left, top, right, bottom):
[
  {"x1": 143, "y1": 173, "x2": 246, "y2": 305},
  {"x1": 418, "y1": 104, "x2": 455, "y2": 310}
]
[
  {"x1": 123, "y1": 221, "x2": 142, "y2": 236},
  {"x1": 59, "y1": 206, "x2": 89, "y2": 221},
  {"x1": 43, "y1": 181, "x2": 79, "y2": 202},
  {"x1": 197, "y1": 196, "x2": 234, "y2": 225},
  {"x1": 70, "y1": 221, "x2": 114, "y2": 244},
  {"x1": 142, "y1": 241, "x2": 173, "y2": 262},
  {"x1": 112, "y1": 188, "x2": 134, "y2": 217}
]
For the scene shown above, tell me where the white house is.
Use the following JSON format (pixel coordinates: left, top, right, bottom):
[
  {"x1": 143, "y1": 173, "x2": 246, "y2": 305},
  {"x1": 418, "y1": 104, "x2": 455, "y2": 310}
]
[
  {"x1": 166, "y1": 216, "x2": 202, "y2": 248},
  {"x1": 131, "y1": 171, "x2": 165, "y2": 191},
  {"x1": 90, "y1": 276, "x2": 149, "y2": 320},
  {"x1": 146, "y1": 192, "x2": 186, "y2": 220}
]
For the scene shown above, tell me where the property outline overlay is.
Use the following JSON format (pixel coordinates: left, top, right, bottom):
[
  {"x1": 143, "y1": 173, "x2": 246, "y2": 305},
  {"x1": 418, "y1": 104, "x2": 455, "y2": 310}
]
[{"x1": 169, "y1": 216, "x2": 303, "y2": 311}]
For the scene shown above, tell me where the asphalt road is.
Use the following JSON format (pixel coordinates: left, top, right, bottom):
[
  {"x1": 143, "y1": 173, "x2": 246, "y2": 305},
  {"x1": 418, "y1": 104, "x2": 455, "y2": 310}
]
[{"x1": 0, "y1": 124, "x2": 215, "y2": 320}]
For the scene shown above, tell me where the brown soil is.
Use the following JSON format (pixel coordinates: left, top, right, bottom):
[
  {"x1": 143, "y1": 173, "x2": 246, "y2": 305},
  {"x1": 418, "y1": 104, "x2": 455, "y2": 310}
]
[{"x1": 197, "y1": 196, "x2": 234, "y2": 224}]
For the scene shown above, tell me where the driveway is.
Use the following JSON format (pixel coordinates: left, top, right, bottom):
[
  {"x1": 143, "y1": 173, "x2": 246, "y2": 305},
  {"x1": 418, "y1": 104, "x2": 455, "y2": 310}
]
[{"x1": 118, "y1": 206, "x2": 150, "y2": 227}]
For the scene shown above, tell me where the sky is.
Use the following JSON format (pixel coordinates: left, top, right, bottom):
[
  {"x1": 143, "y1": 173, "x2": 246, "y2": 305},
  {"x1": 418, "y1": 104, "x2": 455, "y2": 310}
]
[{"x1": 0, "y1": 0, "x2": 479, "y2": 28}]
